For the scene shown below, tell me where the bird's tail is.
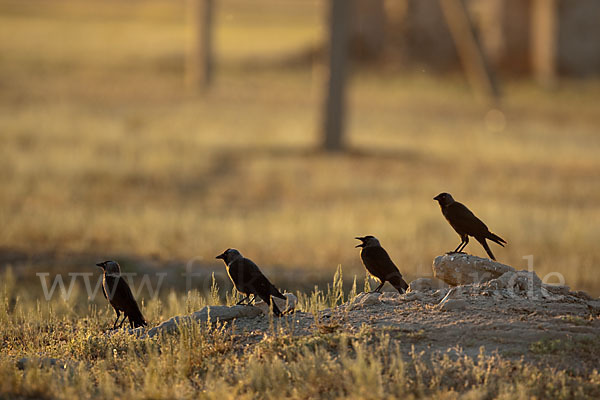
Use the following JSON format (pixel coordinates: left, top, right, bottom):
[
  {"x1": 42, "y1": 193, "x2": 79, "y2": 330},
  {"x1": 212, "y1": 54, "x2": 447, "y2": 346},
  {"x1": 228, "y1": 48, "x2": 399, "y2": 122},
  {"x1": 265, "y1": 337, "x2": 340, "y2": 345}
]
[
  {"x1": 477, "y1": 237, "x2": 496, "y2": 261},
  {"x1": 487, "y1": 232, "x2": 506, "y2": 247},
  {"x1": 259, "y1": 293, "x2": 283, "y2": 316},
  {"x1": 388, "y1": 274, "x2": 409, "y2": 294},
  {"x1": 269, "y1": 284, "x2": 287, "y2": 301},
  {"x1": 128, "y1": 308, "x2": 147, "y2": 328},
  {"x1": 270, "y1": 302, "x2": 282, "y2": 316}
]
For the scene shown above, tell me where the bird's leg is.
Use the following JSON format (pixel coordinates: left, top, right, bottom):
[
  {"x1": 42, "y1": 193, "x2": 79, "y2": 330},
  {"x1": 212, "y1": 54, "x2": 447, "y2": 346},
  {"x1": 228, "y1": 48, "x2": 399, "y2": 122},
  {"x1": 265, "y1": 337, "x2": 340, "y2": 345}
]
[
  {"x1": 247, "y1": 295, "x2": 256, "y2": 305},
  {"x1": 236, "y1": 295, "x2": 249, "y2": 305},
  {"x1": 449, "y1": 236, "x2": 468, "y2": 254},
  {"x1": 112, "y1": 310, "x2": 121, "y2": 330},
  {"x1": 370, "y1": 282, "x2": 384, "y2": 293},
  {"x1": 457, "y1": 236, "x2": 469, "y2": 253},
  {"x1": 118, "y1": 314, "x2": 127, "y2": 329},
  {"x1": 453, "y1": 240, "x2": 464, "y2": 253}
]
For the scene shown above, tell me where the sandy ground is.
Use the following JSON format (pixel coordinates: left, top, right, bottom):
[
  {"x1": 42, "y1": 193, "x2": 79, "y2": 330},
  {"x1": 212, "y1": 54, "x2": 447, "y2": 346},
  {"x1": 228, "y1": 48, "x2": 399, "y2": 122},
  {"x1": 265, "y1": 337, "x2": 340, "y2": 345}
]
[{"x1": 212, "y1": 277, "x2": 600, "y2": 373}]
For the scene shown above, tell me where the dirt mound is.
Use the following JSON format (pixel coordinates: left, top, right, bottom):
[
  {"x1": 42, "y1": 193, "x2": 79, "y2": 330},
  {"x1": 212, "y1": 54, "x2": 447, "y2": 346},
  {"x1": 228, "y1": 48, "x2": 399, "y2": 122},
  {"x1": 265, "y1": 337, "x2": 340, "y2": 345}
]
[{"x1": 134, "y1": 255, "x2": 600, "y2": 370}]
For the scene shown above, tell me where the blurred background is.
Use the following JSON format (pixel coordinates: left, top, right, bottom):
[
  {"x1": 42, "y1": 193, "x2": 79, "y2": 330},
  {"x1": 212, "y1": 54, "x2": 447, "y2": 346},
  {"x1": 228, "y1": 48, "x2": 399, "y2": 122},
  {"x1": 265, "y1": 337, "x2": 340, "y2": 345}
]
[{"x1": 1, "y1": 0, "x2": 599, "y2": 300}]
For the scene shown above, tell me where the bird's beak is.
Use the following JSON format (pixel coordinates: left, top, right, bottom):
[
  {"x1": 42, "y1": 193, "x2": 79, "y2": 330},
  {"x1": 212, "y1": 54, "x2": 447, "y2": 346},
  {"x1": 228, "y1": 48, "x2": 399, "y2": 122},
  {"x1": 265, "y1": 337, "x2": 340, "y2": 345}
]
[
  {"x1": 355, "y1": 237, "x2": 365, "y2": 248},
  {"x1": 95, "y1": 262, "x2": 104, "y2": 269},
  {"x1": 215, "y1": 253, "x2": 226, "y2": 260},
  {"x1": 433, "y1": 195, "x2": 440, "y2": 201}
]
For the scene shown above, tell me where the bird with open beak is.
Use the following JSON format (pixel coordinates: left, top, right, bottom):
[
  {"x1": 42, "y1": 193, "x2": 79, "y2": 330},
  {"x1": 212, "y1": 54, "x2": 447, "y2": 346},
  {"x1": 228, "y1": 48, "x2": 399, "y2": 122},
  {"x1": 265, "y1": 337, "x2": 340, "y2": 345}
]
[{"x1": 355, "y1": 236, "x2": 408, "y2": 293}]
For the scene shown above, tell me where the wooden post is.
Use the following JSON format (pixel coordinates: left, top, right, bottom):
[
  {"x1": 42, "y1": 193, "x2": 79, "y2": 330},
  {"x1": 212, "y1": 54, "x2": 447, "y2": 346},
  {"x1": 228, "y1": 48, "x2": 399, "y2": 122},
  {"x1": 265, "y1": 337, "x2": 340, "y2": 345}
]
[
  {"x1": 186, "y1": 0, "x2": 214, "y2": 92},
  {"x1": 531, "y1": 0, "x2": 558, "y2": 88},
  {"x1": 321, "y1": 0, "x2": 352, "y2": 152},
  {"x1": 439, "y1": 0, "x2": 500, "y2": 104}
]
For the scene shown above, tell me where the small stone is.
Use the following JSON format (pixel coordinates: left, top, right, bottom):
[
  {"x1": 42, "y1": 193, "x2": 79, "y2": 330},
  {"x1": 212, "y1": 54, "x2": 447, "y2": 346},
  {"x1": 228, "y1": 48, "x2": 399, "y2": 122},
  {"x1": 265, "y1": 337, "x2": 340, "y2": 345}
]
[
  {"x1": 438, "y1": 299, "x2": 467, "y2": 311},
  {"x1": 360, "y1": 292, "x2": 382, "y2": 306},
  {"x1": 542, "y1": 284, "x2": 571, "y2": 295},
  {"x1": 408, "y1": 278, "x2": 434, "y2": 292},
  {"x1": 438, "y1": 287, "x2": 463, "y2": 303},
  {"x1": 255, "y1": 293, "x2": 298, "y2": 314},
  {"x1": 17, "y1": 357, "x2": 73, "y2": 370},
  {"x1": 404, "y1": 292, "x2": 424, "y2": 302},
  {"x1": 509, "y1": 271, "x2": 543, "y2": 293},
  {"x1": 350, "y1": 292, "x2": 382, "y2": 308},
  {"x1": 540, "y1": 286, "x2": 564, "y2": 301},
  {"x1": 588, "y1": 300, "x2": 600, "y2": 314}
]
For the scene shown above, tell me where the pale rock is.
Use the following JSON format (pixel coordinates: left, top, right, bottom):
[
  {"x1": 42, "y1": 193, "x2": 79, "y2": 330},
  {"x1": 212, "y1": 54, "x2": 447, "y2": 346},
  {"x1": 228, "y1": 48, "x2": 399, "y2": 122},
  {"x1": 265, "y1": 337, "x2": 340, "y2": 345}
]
[
  {"x1": 433, "y1": 254, "x2": 515, "y2": 286},
  {"x1": 145, "y1": 305, "x2": 263, "y2": 338}
]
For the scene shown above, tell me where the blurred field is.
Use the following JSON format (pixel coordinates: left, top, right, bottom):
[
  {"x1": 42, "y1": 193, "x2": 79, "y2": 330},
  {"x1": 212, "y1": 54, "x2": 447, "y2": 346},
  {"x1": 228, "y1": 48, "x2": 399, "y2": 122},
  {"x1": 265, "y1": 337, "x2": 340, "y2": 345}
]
[{"x1": 1, "y1": 0, "x2": 600, "y2": 296}]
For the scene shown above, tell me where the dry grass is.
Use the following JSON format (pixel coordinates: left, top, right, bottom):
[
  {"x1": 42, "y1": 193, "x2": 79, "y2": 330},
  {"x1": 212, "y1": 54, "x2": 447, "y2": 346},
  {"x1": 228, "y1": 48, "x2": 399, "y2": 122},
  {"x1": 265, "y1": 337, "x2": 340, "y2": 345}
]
[
  {"x1": 2, "y1": 271, "x2": 600, "y2": 399},
  {"x1": 1, "y1": 0, "x2": 600, "y2": 302}
]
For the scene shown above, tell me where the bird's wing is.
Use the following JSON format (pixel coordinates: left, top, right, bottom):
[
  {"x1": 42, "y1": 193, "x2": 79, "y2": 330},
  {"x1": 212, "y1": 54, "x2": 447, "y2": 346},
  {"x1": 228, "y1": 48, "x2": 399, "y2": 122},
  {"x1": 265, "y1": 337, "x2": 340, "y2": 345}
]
[
  {"x1": 241, "y1": 258, "x2": 263, "y2": 276},
  {"x1": 113, "y1": 278, "x2": 146, "y2": 327},
  {"x1": 109, "y1": 277, "x2": 142, "y2": 313},
  {"x1": 241, "y1": 258, "x2": 285, "y2": 300},
  {"x1": 445, "y1": 202, "x2": 489, "y2": 236},
  {"x1": 241, "y1": 258, "x2": 269, "y2": 290},
  {"x1": 361, "y1": 246, "x2": 402, "y2": 281}
]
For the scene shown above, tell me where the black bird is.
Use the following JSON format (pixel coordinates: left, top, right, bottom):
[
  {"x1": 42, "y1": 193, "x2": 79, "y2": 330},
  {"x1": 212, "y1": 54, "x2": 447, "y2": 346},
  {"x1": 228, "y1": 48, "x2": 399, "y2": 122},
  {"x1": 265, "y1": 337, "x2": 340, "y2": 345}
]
[
  {"x1": 355, "y1": 236, "x2": 409, "y2": 293},
  {"x1": 216, "y1": 249, "x2": 287, "y2": 316},
  {"x1": 96, "y1": 261, "x2": 147, "y2": 329},
  {"x1": 433, "y1": 192, "x2": 507, "y2": 260}
]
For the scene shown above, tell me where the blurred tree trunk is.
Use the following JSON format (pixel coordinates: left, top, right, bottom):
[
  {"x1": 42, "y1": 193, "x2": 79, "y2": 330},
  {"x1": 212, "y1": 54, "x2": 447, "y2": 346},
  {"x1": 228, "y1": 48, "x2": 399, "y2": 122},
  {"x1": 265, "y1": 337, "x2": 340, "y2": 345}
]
[
  {"x1": 531, "y1": 0, "x2": 557, "y2": 88},
  {"x1": 439, "y1": 0, "x2": 500, "y2": 104},
  {"x1": 186, "y1": 0, "x2": 214, "y2": 92},
  {"x1": 322, "y1": 0, "x2": 352, "y2": 152}
]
